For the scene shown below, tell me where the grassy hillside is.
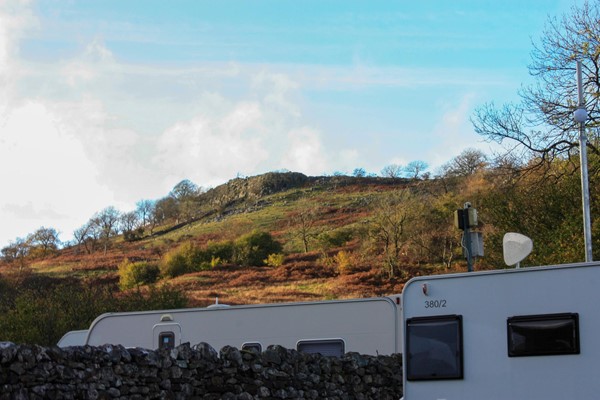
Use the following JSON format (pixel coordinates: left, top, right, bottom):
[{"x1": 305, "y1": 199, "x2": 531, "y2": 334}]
[{"x1": 2, "y1": 173, "x2": 465, "y2": 309}]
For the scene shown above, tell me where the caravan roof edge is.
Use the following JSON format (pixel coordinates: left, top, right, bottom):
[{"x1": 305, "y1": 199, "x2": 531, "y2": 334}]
[{"x1": 403, "y1": 261, "x2": 600, "y2": 288}]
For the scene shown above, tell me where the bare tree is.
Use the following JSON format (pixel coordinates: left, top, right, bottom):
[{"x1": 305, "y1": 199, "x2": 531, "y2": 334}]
[
  {"x1": 1, "y1": 237, "x2": 30, "y2": 272},
  {"x1": 352, "y1": 168, "x2": 367, "y2": 177},
  {"x1": 73, "y1": 221, "x2": 99, "y2": 254},
  {"x1": 29, "y1": 226, "x2": 61, "y2": 254},
  {"x1": 170, "y1": 179, "x2": 199, "y2": 201},
  {"x1": 381, "y1": 164, "x2": 404, "y2": 178},
  {"x1": 120, "y1": 211, "x2": 142, "y2": 241},
  {"x1": 472, "y1": 1, "x2": 600, "y2": 169},
  {"x1": 404, "y1": 160, "x2": 429, "y2": 179},
  {"x1": 136, "y1": 199, "x2": 155, "y2": 226},
  {"x1": 367, "y1": 190, "x2": 418, "y2": 278},
  {"x1": 93, "y1": 206, "x2": 121, "y2": 254},
  {"x1": 441, "y1": 148, "x2": 488, "y2": 177},
  {"x1": 289, "y1": 201, "x2": 323, "y2": 253},
  {"x1": 153, "y1": 196, "x2": 178, "y2": 223}
]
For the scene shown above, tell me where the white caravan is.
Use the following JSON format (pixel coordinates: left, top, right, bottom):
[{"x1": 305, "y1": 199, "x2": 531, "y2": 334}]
[
  {"x1": 57, "y1": 330, "x2": 89, "y2": 347},
  {"x1": 61, "y1": 295, "x2": 402, "y2": 357},
  {"x1": 401, "y1": 261, "x2": 600, "y2": 400}
]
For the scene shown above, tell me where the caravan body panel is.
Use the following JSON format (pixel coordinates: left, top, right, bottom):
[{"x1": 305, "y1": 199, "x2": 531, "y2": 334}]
[
  {"x1": 85, "y1": 296, "x2": 401, "y2": 355},
  {"x1": 402, "y1": 262, "x2": 600, "y2": 400},
  {"x1": 57, "y1": 330, "x2": 89, "y2": 347}
]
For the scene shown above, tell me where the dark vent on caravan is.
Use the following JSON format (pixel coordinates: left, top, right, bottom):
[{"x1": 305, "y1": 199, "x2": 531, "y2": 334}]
[
  {"x1": 507, "y1": 313, "x2": 580, "y2": 357},
  {"x1": 405, "y1": 314, "x2": 463, "y2": 381},
  {"x1": 297, "y1": 339, "x2": 345, "y2": 357}
]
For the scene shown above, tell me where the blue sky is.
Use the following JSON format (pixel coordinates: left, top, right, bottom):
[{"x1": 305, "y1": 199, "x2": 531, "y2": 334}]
[{"x1": 0, "y1": 0, "x2": 578, "y2": 247}]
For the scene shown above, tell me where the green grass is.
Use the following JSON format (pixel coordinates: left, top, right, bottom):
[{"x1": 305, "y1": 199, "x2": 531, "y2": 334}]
[{"x1": 29, "y1": 263, "x2": 75, "y2": 274}]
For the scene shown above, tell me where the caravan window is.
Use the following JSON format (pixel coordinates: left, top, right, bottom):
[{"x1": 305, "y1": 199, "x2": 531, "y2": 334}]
[
  {"x1": 241, "y1": 342, "x2": 262, "y2": 353},
  {"x1": 158, "y1": 332, "x2": 175, "y2": 350},
  {"x1": 406, "y1": 315, "x2": 463, "y2": 381},
  {"x1": 297, "y1": 339, "x2": 345, "y2": 357},
  {"x1": 507, "y1": 313, "x2": 579, "y2": 357}
]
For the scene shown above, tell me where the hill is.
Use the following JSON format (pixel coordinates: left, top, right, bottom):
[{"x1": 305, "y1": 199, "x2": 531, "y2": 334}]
[{"x1": 1, "y1": 172, "x2": 462, "y2": 308}]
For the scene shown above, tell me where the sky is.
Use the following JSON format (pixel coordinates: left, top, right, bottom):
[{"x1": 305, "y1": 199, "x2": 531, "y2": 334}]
[{"x1": 0, "y1": 0, "x2": 578, "y2": 248}]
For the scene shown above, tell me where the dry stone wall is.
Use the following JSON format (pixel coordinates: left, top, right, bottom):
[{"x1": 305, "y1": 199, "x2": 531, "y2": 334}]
[{"x1": 0, "y1": 342, "x2": 403, "y2": 399}]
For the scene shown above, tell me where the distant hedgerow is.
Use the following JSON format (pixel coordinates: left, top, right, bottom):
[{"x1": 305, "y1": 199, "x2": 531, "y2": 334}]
[{"x1": 0, "y1": 276, "x2": 188, "y2": 346}]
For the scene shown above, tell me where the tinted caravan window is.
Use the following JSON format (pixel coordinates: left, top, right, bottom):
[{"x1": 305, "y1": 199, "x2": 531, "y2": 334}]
[
  {"x1": 406, "y1": 315, "x2": 463, "y2": 381},
  {"x1": 158, "y1": 332, "x2": 175, "y2": 350},
  {"x1": 507, "y1": 313, "x2": 579, "y2": 357},
  {"x1": 241, "y1": 342, "x2": 262, "y2": 353},
  {"x1": 297, "y1": 339, "x2": 345, "y2": 357}
]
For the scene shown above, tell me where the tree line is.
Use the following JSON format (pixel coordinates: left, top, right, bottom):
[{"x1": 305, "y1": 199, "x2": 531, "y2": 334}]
[{"x1": 0, "y1": 274, "x2": 188, "y2": 346}]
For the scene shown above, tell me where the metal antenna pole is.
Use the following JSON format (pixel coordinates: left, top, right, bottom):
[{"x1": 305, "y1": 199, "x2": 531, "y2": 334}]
[
  {"x1": 463, "y1": 203, "x2": 473, "y2": 272},
  {"x1": 576, "y1": 60, "x2": 593, "y2": 262}
]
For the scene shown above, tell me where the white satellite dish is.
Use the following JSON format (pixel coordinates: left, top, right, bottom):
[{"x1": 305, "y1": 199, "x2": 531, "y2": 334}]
[{"x1": 503, "y1": 233, "x2": 533, "y2": 268}]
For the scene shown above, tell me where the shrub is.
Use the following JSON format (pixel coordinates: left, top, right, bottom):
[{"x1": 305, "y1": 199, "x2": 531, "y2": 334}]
[
  {"x1": 118, "y1": 259, "x2": 160, "y2": 290},
  {"x1": 160, "y1": 242, "x2": 202, "y2": 278},
  {"x1": 317, "y1": 229, "x2": 354, "y2": 250},
  {"x1": 171, "y1": 240, "x2": 236, "y2": 271},
  {"x1": 264, "y1": 253, "x2": 285, "y2": 267},
  {"x1": 210, "y1": 256, "x2": 223, "y2": 268},
  {"x1": 317, "y1": 253, "x2": 336, "y2": 268},
  {"x1": 233, "y1": 230, "x2": 283, "y2": 266},
  {"x1": 205, "y1": 240, "x2": 234, "y2": 262},
  {"x1": 123, "y1": 227, "x2": 145, "y2": 242},
  {"x1": 334, "y1": 250, "x2": 355, "y2": 275},
  {"x1": 160, "y1": 251, "x2": 188, "y2": 278}
]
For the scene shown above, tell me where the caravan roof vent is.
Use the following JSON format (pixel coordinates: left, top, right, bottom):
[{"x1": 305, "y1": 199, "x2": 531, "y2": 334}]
[
  {"x1": 503, "y1": 233, "x2": 533, "y2": 268},
  {"x1": 207, "y1": 296, "x2": 231, "y2": 309},
  {"x1": 160, "y1": 314, "x2": 174, "y2": 322}
]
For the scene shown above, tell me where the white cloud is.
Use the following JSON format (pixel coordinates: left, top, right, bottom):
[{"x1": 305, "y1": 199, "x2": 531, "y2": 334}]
[
  {"x1": 281, "y1": 127, "x2": 329, "y2": 175},
  {"x1": 155, "y1": 101, "x2": 270, "y2": 187},
  {"x1": 0, "y1": 0, "x2": 35, "y2": 70},
  {"x1": 60, "y1": 38, "x2": 117, "y2": 87},
  {"x1": 426, "y1": 93, "x2": 494, "y2": 169},
  {"x1": 252, "y1": 71, "x2": 301, "y2": 117},
  {"x1": 0, "y1": 0, "x2": 36, "y2": 117},
  {"x1": 383, "y1": 156, "x2": 410, "y2": 168},
  {"x1": 333, "y1": 148, "x2": 361, "y2": 174},
  {"x1": 0, "y1": 100, "x2": 112, "y2": 245},
  {"x1": 282, "y1": 63, "x2": 512, "y2": 92}
]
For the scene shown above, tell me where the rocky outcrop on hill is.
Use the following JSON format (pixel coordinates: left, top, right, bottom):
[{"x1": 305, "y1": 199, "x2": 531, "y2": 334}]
[
  {"x1": 201, "y1": 171, "x2": 408, "y2": 210},
  {"x1": 0, "y1": 342, "x2": 403, "y2": 399},
  {"x1": 203, "y1": 172, "x2": 310, "y2": 208}
]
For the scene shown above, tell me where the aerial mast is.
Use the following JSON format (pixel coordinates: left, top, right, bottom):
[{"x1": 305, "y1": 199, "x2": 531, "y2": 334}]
[{"x1": 574, "y1": 60, "x2": 593, "y2": 262}]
